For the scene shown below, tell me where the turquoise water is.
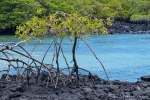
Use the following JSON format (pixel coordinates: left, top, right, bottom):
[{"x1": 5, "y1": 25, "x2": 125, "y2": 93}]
[{"x1": 0, "y1": 34, "x2": 150, "y2": 82}]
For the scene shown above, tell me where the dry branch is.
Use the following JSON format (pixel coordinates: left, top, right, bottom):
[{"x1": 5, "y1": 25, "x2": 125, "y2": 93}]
[
  {"x1": 81, "y1": 38, "x2": 109, "y2": 84},
  {"x1": 0, "y1": 38, "x2": 107, "y2": 88}
]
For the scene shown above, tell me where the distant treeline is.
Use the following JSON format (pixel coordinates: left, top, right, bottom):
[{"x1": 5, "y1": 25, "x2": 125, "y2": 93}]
[{"x1": 0, "y1": 0, "x2": 150, "y2": 34}]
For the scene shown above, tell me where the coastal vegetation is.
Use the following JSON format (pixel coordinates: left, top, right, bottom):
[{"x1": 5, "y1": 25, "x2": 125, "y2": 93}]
[
  {"x1": 0, "y1": 0, "x2": 150, "y2": 33},
  {"x1": 0, "y1": 11, "x2": 111, "y2": 88}
]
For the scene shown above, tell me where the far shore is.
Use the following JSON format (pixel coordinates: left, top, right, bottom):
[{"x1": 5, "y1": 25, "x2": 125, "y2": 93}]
[{"x1": 0, "y1": 21, "x2": 150, "y2": 36}]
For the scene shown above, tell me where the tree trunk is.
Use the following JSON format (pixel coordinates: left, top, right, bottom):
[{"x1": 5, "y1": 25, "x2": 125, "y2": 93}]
[{"x1": 71, "y1": 36, "x2": 79, "y2": 87}]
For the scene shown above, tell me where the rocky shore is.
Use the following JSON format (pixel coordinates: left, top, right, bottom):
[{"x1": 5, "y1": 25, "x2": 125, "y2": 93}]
[
  {"x1": 0, "y1": 72, "x2": 150, "y2": 100},
  {"x1": 107, "y1": 21, "x2": 150, "y2": 34},
  {"x1": 1, "y1": 21, "x2": 150, "y2": 35}
]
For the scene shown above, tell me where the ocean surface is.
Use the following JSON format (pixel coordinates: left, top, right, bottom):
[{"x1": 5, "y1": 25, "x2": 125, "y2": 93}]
[{"x1": 0, "y1": 34, "x2": 150, "y2": 82}]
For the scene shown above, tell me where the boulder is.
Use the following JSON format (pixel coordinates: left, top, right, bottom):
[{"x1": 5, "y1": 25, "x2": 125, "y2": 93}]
[
  {"x1": 141, "y1": 75, "x2": 150, "y2": 82},
  {"x1": 10, "y1": 83, "x2": 25, "y2": 92}
]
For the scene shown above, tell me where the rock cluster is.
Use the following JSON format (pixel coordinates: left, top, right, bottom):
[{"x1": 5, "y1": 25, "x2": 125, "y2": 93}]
[
  {"x1": 107, "y1": 21, "x2": 150, "y2": 34},
  {"x1": 0, "y1": 72, "x2": 150, "y2": 100}
]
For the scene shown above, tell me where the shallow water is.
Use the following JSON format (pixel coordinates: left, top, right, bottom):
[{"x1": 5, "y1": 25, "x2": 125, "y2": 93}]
[{"x1": 0, "y1": 34, "x2": 150, "y2": 82}]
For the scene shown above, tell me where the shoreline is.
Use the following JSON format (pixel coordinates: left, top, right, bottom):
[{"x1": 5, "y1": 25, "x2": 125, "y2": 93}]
[
  {"x1": 0, "y1": 21, "x2": 150, "y2": 35},
  {"x1": 107, "y1": 21, "x2": 150, "y2": 34},
  {"x1": 0, "y1": 72, "x2": 150, "y2": 100}
]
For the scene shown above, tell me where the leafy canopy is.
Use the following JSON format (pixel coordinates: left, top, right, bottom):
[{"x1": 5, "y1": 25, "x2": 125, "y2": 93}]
[
  {"x1": 1, "y1": 0, "x2": 150, "y2": 30},
  {"x1": 15, "y1": 12, "x2": 112, "y2": 41},
  {"x1": 0, "y1": 0, "x2": 46, "y2": 29}
]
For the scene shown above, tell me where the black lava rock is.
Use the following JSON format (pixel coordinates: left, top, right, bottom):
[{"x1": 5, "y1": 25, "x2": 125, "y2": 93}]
[{"x1": 141, "y1": 75, "x2": 150, "y2": 82}]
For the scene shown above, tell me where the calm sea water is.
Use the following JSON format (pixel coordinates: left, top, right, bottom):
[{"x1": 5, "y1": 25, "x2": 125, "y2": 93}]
[{"x1": 0, "y1": 34, "x2": 150, "y2": 82}]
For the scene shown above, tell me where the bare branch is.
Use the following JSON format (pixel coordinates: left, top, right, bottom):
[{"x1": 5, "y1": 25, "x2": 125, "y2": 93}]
[{"x1": 81, "y1": 38, "x2": 109, "y2": 83}]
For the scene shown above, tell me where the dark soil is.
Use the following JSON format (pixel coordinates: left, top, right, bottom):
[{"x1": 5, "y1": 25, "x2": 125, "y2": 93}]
[{"x1": 0, "y1": 72, "x2": 150, "y2": 100}]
